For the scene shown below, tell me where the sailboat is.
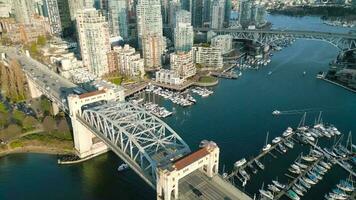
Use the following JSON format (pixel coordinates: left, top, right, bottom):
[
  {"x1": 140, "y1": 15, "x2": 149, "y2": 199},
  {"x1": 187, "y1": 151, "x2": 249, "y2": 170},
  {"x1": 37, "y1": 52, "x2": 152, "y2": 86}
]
[{"x1": 263, "y1": 132, "x2": 271, "y2": 152}]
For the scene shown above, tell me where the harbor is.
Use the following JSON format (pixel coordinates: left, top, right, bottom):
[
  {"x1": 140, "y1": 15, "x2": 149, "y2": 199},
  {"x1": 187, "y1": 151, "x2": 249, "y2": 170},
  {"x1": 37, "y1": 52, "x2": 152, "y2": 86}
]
[{"x1": 224, "y1": 116, "x2": 355, "y2": 200}]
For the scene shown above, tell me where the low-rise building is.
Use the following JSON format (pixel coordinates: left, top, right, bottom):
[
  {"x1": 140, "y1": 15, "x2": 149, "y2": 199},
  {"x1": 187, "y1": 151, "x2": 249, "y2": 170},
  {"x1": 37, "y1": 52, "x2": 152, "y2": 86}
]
[
  {"x1": 193, "y1": 46, "x2": 224, "y2": 68},
  {"x1": 1, "y1": 16, "x2": 50, "y2": 44},
  {"x1": 211, "y1": 35, "x2": 233, "y2": 55},
  {"x1": 155, "y1": 69, "x2": 183, "y2": 85},
  {"x1": 113, "y1": 44, "x2": 145, "y2": 78},
  {"x1": 170, "y1": 50, "x2": 196, "y2": 80}
]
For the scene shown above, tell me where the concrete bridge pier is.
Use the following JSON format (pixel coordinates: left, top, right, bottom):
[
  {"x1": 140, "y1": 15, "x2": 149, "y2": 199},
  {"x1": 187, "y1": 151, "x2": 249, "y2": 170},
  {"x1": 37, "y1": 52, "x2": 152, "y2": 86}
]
[
  {"x1": 67, "y1": 89, "x2": 120, "y2": 158},
  {"x1": 52, "y1": 102, "x2": 59, "y2": 116},
  {"x1": 26, "y1": 75, "x2": 43, "y2": 98}
]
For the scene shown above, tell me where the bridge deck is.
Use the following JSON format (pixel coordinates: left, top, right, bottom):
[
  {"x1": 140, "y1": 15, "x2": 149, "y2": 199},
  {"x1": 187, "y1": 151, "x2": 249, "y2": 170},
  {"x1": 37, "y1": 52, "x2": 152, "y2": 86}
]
[{"x1": 179, "y1": 170, "x2": 252, "y2": 200}]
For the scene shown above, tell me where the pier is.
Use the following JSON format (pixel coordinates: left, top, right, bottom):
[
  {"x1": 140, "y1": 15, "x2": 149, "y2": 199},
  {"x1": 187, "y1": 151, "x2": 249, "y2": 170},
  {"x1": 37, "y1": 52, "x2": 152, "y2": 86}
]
[
  {"x1": 151, "y1": 80, "x2": 195, "y2": 91},
  {"x1": 273, "y1": 157, "x2": 322, "y2": 199},
  {"x1": 225, "y1": 133, "x2": 295, "y2": 180},
  {"x1": 124, "y1": 82, "x2": 149, "y2": 97}
]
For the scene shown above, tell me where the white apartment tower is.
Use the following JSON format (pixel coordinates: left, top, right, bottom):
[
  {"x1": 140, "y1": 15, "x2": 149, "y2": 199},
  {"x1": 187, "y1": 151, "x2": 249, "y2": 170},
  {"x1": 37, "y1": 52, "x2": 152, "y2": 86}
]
[
  {"x1": 211, "y1": 0, "x2": 226, "y2": 29},
  {"x1": 174, "y1": 10, "x2": 193, "y2": 53},
  {"x1": 136, "y1": 0, "x2": 165, "y2": 69},
  {"x1": 76, "y1": 8, "x2": 111, "y2": 77},
  {"x1": 113, "y1": 45, "x2": 145, "y2": 78}
]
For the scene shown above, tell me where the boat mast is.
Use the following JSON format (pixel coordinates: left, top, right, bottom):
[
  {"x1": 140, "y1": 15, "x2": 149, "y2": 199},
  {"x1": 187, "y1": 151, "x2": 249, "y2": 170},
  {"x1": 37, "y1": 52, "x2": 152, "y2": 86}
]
[
  {"x1": 265, "y1": 132, "x2": 269, "y2": 146},
  {"x1": 317, "y1": 111, "x2": 322, "y2": 124},
  {"x1": 298, "y1": 112, "x2": 307, "y2": 128}
]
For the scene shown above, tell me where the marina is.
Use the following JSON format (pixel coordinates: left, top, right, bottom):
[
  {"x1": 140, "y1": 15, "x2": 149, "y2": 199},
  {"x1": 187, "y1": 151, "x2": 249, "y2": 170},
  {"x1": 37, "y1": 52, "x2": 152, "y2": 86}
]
[{"x1": 224, "y1": 119, "x2": 355, "y2": 200}]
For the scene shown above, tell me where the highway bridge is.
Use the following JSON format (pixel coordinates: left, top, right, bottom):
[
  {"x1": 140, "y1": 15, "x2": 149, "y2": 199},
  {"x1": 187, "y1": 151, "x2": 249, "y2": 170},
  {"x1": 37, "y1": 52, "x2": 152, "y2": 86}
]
[
  {"x1": 195, "y1": 28, "x2": 356, "y2": 50},
  {"x1": 1, "y1": 48, "x2": 253, "y2": 200}
]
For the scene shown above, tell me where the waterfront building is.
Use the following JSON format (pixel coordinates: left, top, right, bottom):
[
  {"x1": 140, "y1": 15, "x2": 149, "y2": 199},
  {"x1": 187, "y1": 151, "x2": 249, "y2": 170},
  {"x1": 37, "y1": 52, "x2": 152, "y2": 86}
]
[
  {"x1": 193, "y1": 46, "x2": 223, "y2": 68},
  {"x1": 113, "y1": 45, "x2": 145, "y2": 78},
  {"x1": 238, "y1": 0, "x2": 252, "y2": 29},
  {"x1": 141, "y1": 33, "x2": 165, "y2": 70},
  {"x1": 76, "y1": 8, "x2": 110, "y2": 77},
  {"x1": 43, "y1": 0, "x2": 62, "y2": 35},
  {"x1": 170, "y1": 50, "x2": 196, "y2": 80},
  {"x1": 211, "y1": 34, "x2": 233, "y2": 54},
  {"x1": 211, "y1": 0, "x2": 226, "y2": 29},
  {"x1": 108, "y1": 0, "x2": 129, "y2": 40},
  {"x1": 155, "y1": 69, "x2": 183, "y2": 85},
  {"x1": 174, "y1": 21, "x2": 194, "y2": 52}
]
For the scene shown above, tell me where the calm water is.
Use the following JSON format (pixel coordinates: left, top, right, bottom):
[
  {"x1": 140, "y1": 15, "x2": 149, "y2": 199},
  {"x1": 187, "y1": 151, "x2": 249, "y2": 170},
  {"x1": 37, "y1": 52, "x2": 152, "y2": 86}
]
[{"x1": 0, "y1": 15, "x2": 355, "y2": 200}]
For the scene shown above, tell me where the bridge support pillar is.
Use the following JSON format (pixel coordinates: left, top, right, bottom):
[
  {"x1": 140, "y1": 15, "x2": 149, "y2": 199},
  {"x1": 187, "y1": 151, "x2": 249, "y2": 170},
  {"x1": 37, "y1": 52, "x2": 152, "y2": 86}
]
[
  {"x1": 67, "y1": 89, "x2": 118, "y2": 158},
  {"x1": 52, "y1": 102, "x2": 59, "y2": 116},
  {"x1": 26, "y1": 75, "x2": 43, "y2": 98}
]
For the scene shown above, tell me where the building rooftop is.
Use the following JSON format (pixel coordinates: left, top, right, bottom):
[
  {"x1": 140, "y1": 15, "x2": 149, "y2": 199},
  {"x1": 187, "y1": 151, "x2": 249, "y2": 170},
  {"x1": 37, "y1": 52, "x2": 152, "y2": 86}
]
[
  {"x1": 173, "y1": 147, "x2": 210, "y2": 170},
  {"x1": 79, "y1": 90, "x2": 106, "y2": 99}
]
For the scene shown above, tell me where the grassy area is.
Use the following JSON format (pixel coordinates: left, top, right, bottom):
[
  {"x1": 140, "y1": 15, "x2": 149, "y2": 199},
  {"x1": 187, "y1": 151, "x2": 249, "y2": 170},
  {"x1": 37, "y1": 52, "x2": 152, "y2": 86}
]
[
  {"x1": 109, "y1": 77, "x2": 123, "y2": 85},
  {"x1": 0, "y1": 102, "x2": 7, "y2": 113},
  {"x1": 9, "y1": 133, "x2": 73, "y2": 151},
  {"x1": 198, "y1": 76, "x2": 218, "y2": 83}
]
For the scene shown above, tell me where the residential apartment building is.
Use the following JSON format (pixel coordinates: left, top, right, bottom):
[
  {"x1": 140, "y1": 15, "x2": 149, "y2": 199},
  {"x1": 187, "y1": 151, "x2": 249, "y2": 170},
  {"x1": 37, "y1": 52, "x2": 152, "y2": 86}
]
[{"x1": 193, "y1": 46, "x2": 223, "y2": 68}]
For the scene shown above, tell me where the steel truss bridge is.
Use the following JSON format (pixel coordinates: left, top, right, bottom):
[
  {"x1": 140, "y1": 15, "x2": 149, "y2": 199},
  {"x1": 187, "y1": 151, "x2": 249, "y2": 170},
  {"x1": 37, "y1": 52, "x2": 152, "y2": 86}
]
[
  {"x1": 195, "y1": 28, "x2": 356, "y2": 51},
  {"x1": 79, "y1": 102, "x2": 191, "y2": 188}
]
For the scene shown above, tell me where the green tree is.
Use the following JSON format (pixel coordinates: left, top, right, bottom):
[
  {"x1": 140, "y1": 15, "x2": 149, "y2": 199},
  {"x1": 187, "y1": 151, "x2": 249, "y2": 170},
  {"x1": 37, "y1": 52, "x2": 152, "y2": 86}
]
[
  {"x1": 0, "y1": 102, "x2": 7, "y2": 113},
  {"x1": 40, "y1": 96, "x2": 52, "y2": 116},
  {"x1": 0, "y1": 112, "x2": 9, "y2": 128},
  {"x1": 0, "y1": 124, "x2": 22, "y2": 140},
  {"x1": 42, "y1": 116, "x2": 56, "y2": 133},
  {"x1": 22, "y1": 116, "x2": 38, "y2": 131},
  {"x1": 12, "y1": 110, "x2": 26, "y2": 125},
  {"x1": 37, "y1": 36, "x2": 47, "y2": 46}
]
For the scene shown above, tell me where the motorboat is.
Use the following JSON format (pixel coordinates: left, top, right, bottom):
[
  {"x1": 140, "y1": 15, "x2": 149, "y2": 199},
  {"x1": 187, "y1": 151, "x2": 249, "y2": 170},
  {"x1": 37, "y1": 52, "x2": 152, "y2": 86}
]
[
  {"x1": 272, "y1": 180, "x2": 286, "y2": 189},
  {"x1": 234, "y1": 158, "x2": 247, "y2": 168},
  {"x1": 301, "y1": 155, "x2": 318, "y2": 162},
  {"x1": 272, "y1": 110, "x2": 281, "y2": 115},
  {"x1": 295, "y1": 161, "x2": 308, "y2": 169},
  {"x1": 292, "y1": 185, "x2": 304, "y2": 196},
  {"x1": 286, "y1": 190, "x2": 300, "y2": 200},
  {"x1": 337, "y1": 180, "x2": 354, "y2": 192},
  {"x1": 319, "y1": 161, "x2": 331, "y2": 170},
  {"x1": 278, "y1": 143, "x2": 287, "y2": 153},
  {"x1": 255, "y1": 159, "x2": 265, "y2": 170},
  {"x1": 272, "y1": 137, "x2": 282, "y2": 144},
  {"x1": 239, "y1": 169, "x2": 250, "y2": 180},
  {"x1": 288, "y1": 167, "x2": 301, "y2": 174},
  {"x1": 284, "y1": 139, "x2": 294, "y2": 149},
  {"x1": 291, "y1": 164, "x2": 301, "y2": 171},
  {"x1": 268, "y1": 184, "x2": 280, "y2": 192},
  {"x1": 117, "y1": 163, "x2": 129, "y2": 172},
  {"x1": 299, "y1": 178, "x2": 311, "y2": 189},
  {"x1": 294, "y1": 182, "x2": 307, "y2": 193},
  {"x1": 302, "y1": 176, "x2": 316, "y2": 185},
  {"x1": 259, "y1": 189, "x2": 274, "y2": 199},
  {"x1": 283, "y1": 127, "x2": 294, "y2": 137}
]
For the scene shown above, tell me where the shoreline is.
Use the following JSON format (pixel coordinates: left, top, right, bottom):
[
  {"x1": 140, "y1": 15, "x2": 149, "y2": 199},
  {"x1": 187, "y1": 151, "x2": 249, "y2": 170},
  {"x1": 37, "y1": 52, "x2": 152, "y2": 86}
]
[
  {"x1": 0, "y1": 145, "x2": 74, "y2": 158},
  {"x1": 322, "y1": 77, "x2": 356, "y2": 93}
]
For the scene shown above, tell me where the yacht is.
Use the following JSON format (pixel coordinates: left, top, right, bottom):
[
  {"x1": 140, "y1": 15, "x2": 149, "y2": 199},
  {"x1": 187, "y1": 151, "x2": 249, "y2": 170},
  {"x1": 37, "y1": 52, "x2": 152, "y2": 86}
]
[
  {"x1": 262, "y1": 132, "x2": 271, "y2": 152},
  {"x1": 299, "y1": 178, "x2": 311, "y2": 189},
  {"x1": 287, "y1": 190, "x2": 300, "y2": 200},
  {"x1": 268, "y1": 184, "x2": 280, "y2": 192},
  {"x1": 117, "y1": 163, "x2": 129, "y2": 172},
  {"x1": 292, "y1": 186, "x2": 304, "y2": 196},
  {"x1": 283, "y1": 127, "x2": 294, "y2": 137},
  {"x1": 272, "y1": 137, "x2": 282, "y2": 144},
  {"x1": 254, "y1": 159, "x2": 265, "y2": 170},
  {"x1": 319, "y1": 161, "x2": 331, "y2": 170},
  {"x1": 259, "y1": 189, "x2": 274, "y2": 199},
  {"x1": 278, "y1": 143, "x2": 287, "y2": 153},
  {"x1": 234, "y1": 158, "x2": 247, "y2": 168},
  {"x1": 284, "y1": 139, "x2": 294, "y2": 149},
  {"x1": 316, "y1": 72, "x2": 325, "y2": 79},
  {"x1": 295, "y1": 161, "x2": 308, "y2": 169},
  {"x1": 302, "y1": 177, "x2": 316, "y2": 185},
  {"x1": 294, "y1": 183, "x2": 307, "y2": 193},
  {"x1": 272, "y1": 110, "x2": 281, "y2": 115},
  {"x1": 272, "y1": 180, "x2": 286, "y2": 189}
]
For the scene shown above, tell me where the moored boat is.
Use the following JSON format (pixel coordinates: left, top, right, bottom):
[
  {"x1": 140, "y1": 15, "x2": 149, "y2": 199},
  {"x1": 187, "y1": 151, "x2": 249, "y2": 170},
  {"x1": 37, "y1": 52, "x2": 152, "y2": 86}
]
[
  {"x1": 255, "y1": 159, "x2": 265, "y2": 170},
  {"x1": 286, "y1": 190, "x2": 300, "y2": 200}
]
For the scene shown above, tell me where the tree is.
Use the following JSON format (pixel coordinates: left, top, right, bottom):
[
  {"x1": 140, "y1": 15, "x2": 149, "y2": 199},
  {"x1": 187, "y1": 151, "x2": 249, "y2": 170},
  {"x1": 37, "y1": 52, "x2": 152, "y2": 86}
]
[
  {"x1": 42, "y1": 116, "x2": 56, "y2": 133},
  {"x1": 0, "y1": 124, "x2": 22, "y2": 140},
  {"x1": 22, "y1": 116, "x2": 38, "y2": 131},
  {"x1": 12, "y1": 110, "x2": 26, "y2": 125},
  {"x1": 37, "y1": 35, "x2": 47, "y2": 46},
  {"x1": 0, "y1": 112, "x2": 9, "y2": 128},
  {"x1": 40, "y1": 96, "x2": 52, "y2": 116},
  {"x1": 0, "y1": 102, "x2": 7, "y2": 113}
]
